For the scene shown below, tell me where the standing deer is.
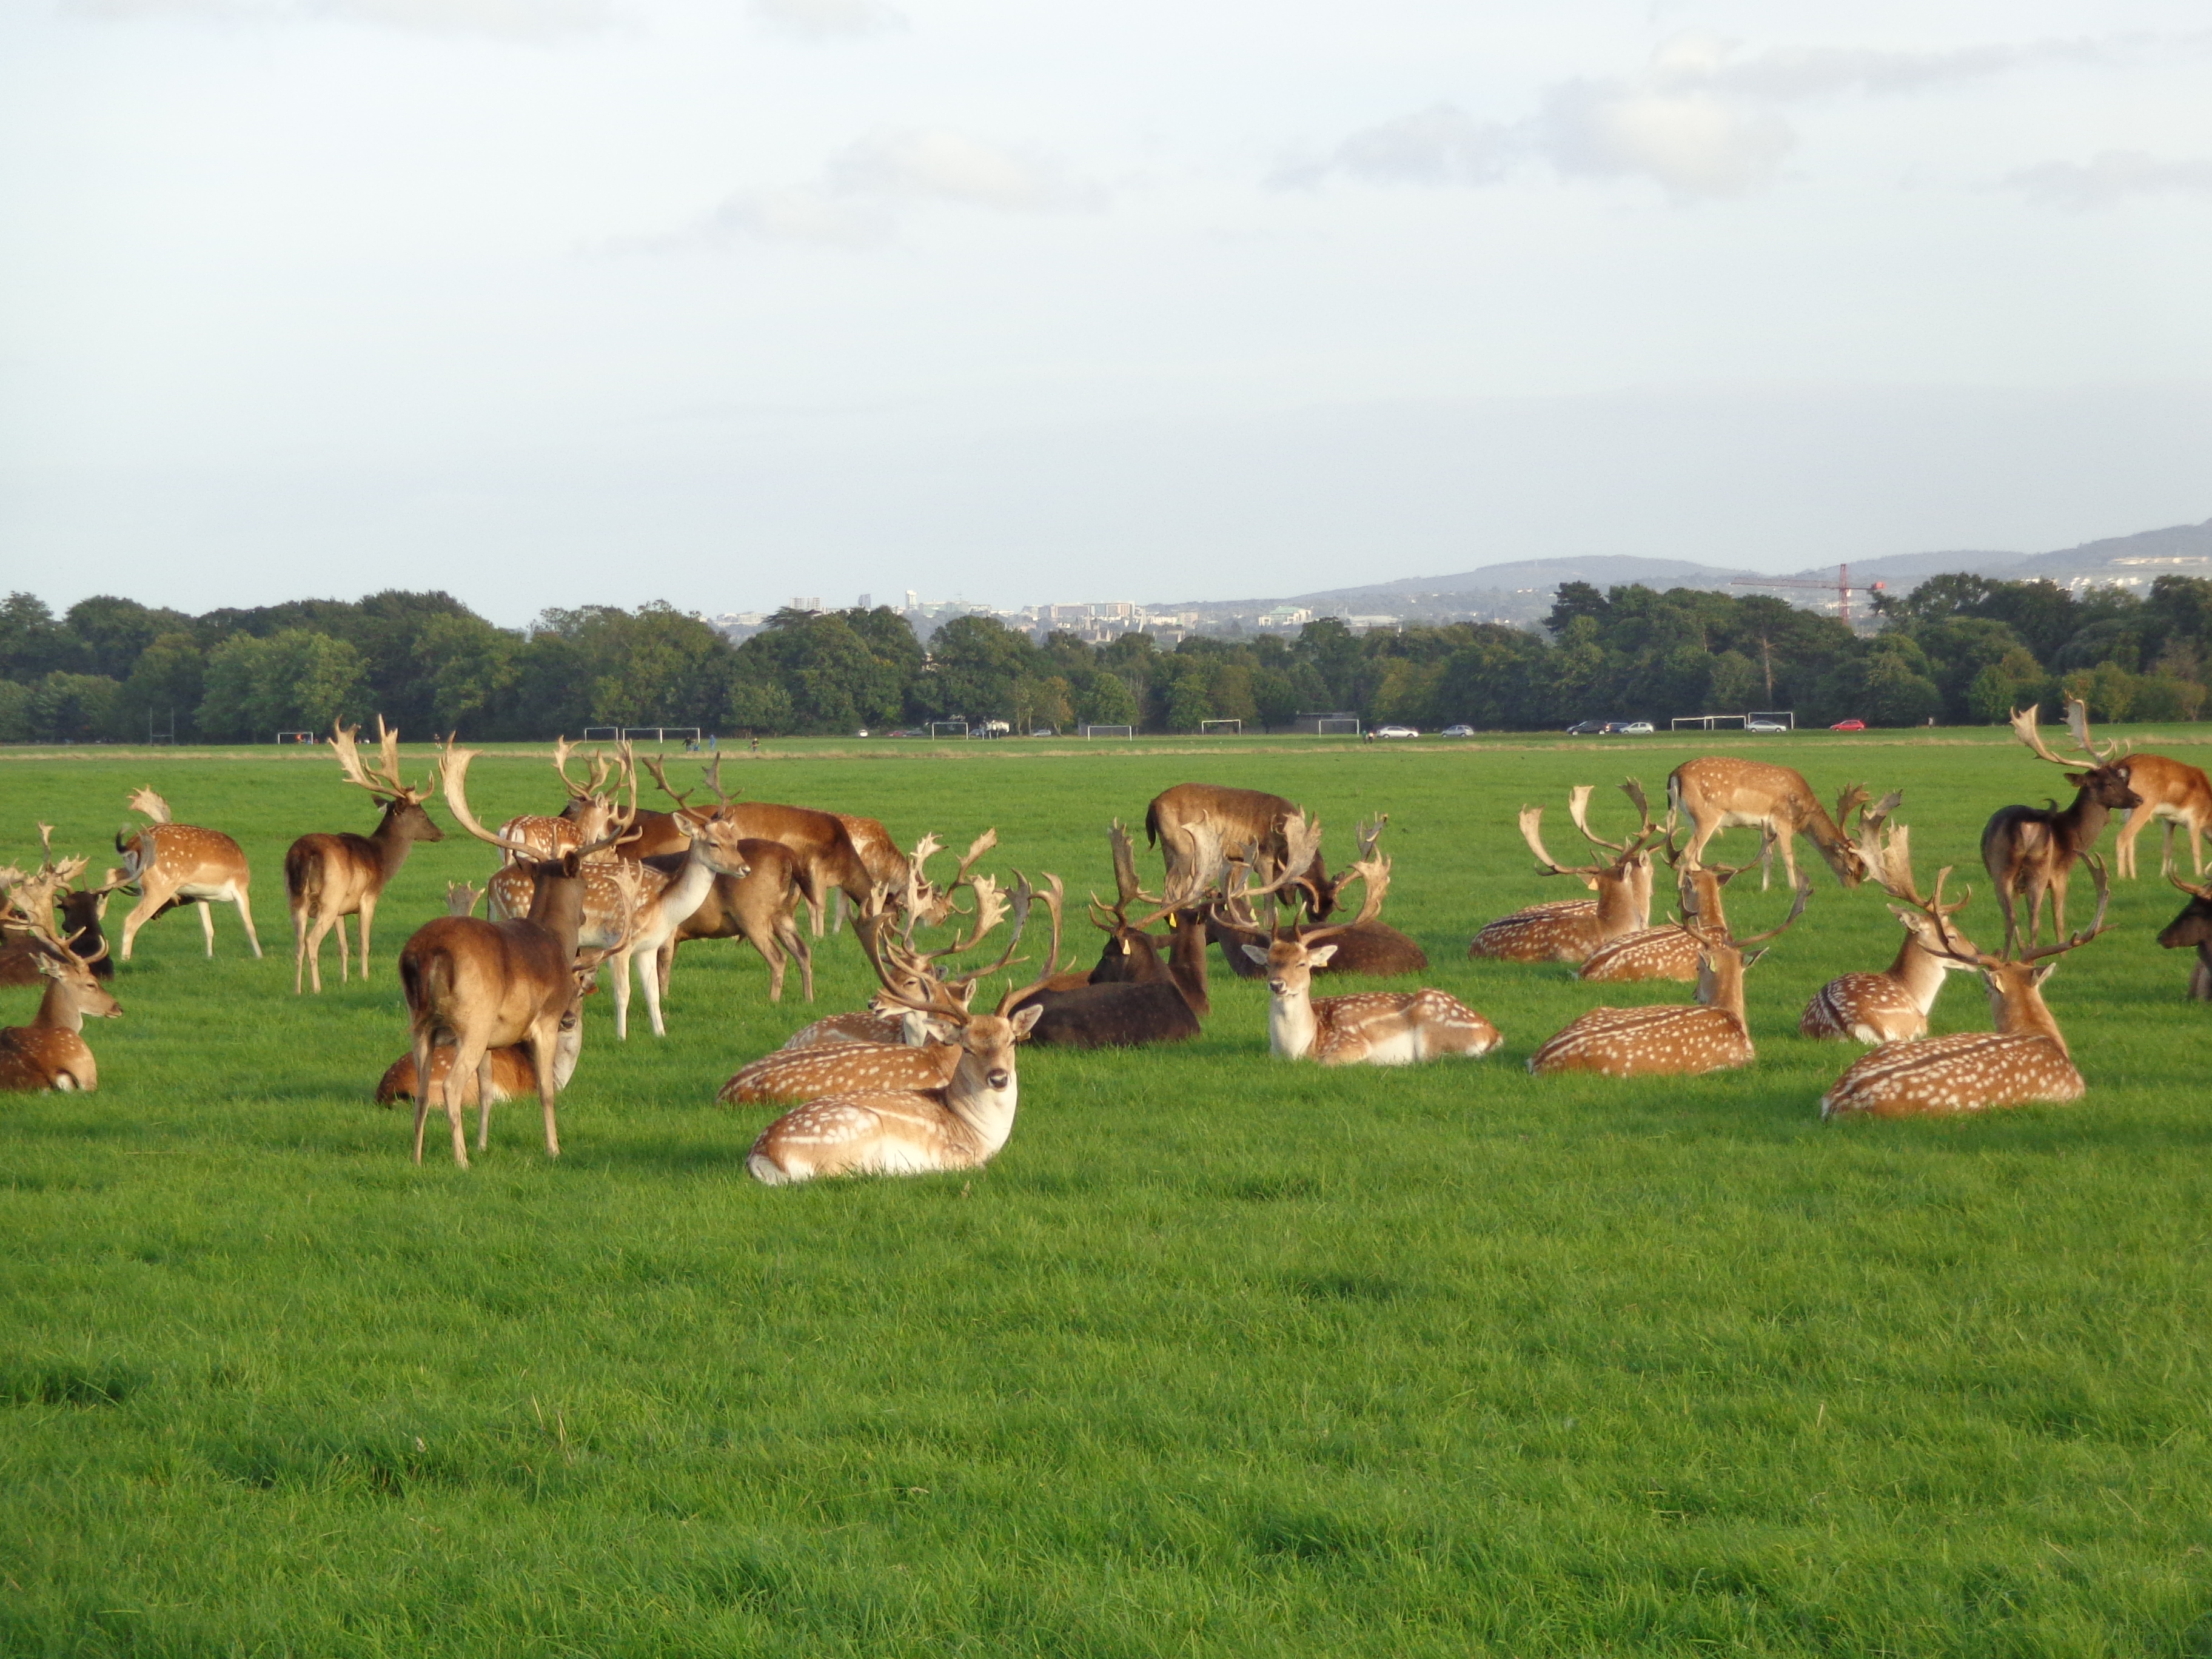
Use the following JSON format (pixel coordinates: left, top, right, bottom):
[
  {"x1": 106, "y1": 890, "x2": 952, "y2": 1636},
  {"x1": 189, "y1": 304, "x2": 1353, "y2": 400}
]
[
  {"x1": 2046, "y1": 699, "x2": 2212, "y2": 880},
  {"x1": 654, "y1": 839, "x2": 813, "y2": 1004},
  {"x1": 112, "y1": 786, "x2": 263, "y2": 961},
  {"x1": 1469, "y1": 782, "x2": 1660, "y2": 964},
  {"x1": 1, "y1": 827, "x2": 116, "y2": 987},
  {"x1": 1147, "y1": 783, "x2": 1332, "y2": 919},
  {"x1": 591, "y1": 809, "x2": 757, "y2": 1037},
  {"x1": 285, "y1": 719, "x2": 446, "y2": 993},
  {"x1": 377, "y1": 953, "x2": 601, "y2": 1110},
  {"x1": 1985, "y1": 703, "x2": 2140, "y2": 952},
  {"x1": 2156, "y1": 874, "x2": 2212, "y2": 1000},
  {"x1": 1528, "y1": 874, "x2": 1811, "y2": 1078},
  {"x1": 1822, "y1": 860, "x2": 2110, "y2": 1118},
  {"x1": 1800, "y1": 800, "x2": 1982, "y2": 1044},
  {"x1": 501, "y1": 737, "x2": 627, "y2": 863},
  {"x1": 1239, "y1": 818, "x2": 1501, "y2": 1065},
  {"x1": 744, "y1": 878, "x2": 1056, "y2": 1182},
  {"x1": 1666, "y1": 759, "x2": 1870, "y2": 890},
  {"x1": 397, "y1": 743, "x2": 634, "y2": 1167},
  {"x1": 0, "y1": 859, "x2": 122, "y2": 1091}
]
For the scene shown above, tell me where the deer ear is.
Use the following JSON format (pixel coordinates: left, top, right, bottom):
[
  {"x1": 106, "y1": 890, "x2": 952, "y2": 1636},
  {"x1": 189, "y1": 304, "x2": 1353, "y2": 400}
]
[
  {"x1": 2064, "y1": 773, "x2": 2088, "y2": 787},
  {"x1": 1010, "y1": 1003, "x2": 1045, "y2": 1038},
  {"x1": 1307, "y1": 943, "x2": 1338, "y2": 967},
  {"x1": 1241, "y1": 943, "x2": 1270, "y2": 965}
]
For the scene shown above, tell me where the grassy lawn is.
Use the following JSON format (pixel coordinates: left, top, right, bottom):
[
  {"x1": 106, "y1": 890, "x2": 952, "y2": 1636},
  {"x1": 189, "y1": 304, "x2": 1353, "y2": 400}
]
[{"x1": 3, "y1": 726, "x2": 2211, "y2": 1656}]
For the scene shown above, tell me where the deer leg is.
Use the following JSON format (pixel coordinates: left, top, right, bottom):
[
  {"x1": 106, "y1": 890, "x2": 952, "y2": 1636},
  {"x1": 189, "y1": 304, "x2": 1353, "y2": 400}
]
[
  {"x1": 2043, "y1": 867, "x2": 2068, "y2": 947},
  {"x1": 1994, "y1": 881, "x2": 2022, "y2": 957},
  {"x1": 636, "y1": 945, "x2": 667, "y2": 1037},
  {"x1": 2116, "y1": 808, "x2": 2147, "y2": 879},
  {"x1": 531, "y1": 1019, "x2": 561, "y2": 1158},
  {"x1": 786, "y1": 921, "x2": 814, "y2": 1001},
  {"x1": 304, "y1": 912, "x2": 341, "y2": 994},
  {"x1": 291, "y1": 903, "x2": 310, "y2": 993},
  {"x1": 198, "y1": 900, "x2": 216, "y2": 957},
  {"x1": 2192, "y1": 945, "x2": 2212, "y2": 1001},
  {"x1": 655, "y1": 937, "x2": 676, "y2": 1001},
  {"x1": 236, "y1": 886, "x2": 263, "y2": 959},
  {"x1": 610, "y1": 945, "x2": 633, "y2": 1040},
  {"x1": 831, "y1": 889, "x2": 847, "y2": 934},
  {"x1": 475, "y1": 1051, "x2": 497, "y2": 1151},
  {"x1": 357, "y1": 897, "x2": 375, "y2": 980},
  {"x1": 755, "y1": 923, "x2": 786, "y2": 1003},
  {"x1": 332, "y1": 911, "x2": 352, "y2": 985}
]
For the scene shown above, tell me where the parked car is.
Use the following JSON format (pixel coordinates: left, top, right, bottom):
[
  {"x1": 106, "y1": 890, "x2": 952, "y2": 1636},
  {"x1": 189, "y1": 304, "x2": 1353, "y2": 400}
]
[
  {"x1": 1564, "y1": 719, "x2": 1609, "y2": 736},
  {"x1": 1617, "y1": 721, "x2": 1655, "y2": 735},
  {"x1": 1830, "y1": 718, "x2": 1866, "y2": 732},
  {"x1": 1374, "y1": 725, "x2": 1420, "y2": 739},
  {"x1": 884, "y1": 728, "x2": 924, "y2": 738},
  {"x1": 1747, "y1": 719, "x2": 1789, "y2": 734},
  {"x1": 1029, "y1": 726, "x2": 1057, "y2": 737},
  {"x1": 1439, "y1": 723, "x2": 1476, "y2": 737}
]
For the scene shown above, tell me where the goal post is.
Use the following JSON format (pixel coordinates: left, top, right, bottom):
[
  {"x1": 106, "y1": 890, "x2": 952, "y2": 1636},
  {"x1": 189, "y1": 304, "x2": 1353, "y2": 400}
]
[
  {"x1": 927, "y1": 720, "x2": 970, "y2": 740},
  {"x1": 275, "y1": 730, "x2": 317, "y2": 745},
  {"x1": 1079, "y1": 724, "x2": 1134, "y2": 739},
  {"x1": 620, "y1": 726, "x2": 702, "y2": 746},
  {"x1": 1198, "y1": 719, "x2": 1242, "y2": 736},
  {"x1": 1314, "y1": 717, "x2": 1360, "y2": 736},
  {"x1": 581, "y1": 726, "x2": 620, "y2": 742}
]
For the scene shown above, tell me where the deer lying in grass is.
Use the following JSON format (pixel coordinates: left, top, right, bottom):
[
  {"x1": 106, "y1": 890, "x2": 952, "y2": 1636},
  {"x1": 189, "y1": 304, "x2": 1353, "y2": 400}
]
[
  {"x1": 1210, "y1": 816, "x2": 1427, "y2": 978},
  {"x1": 1822, "y1": 860, "x2": 2110, "y2": 1118},
  {"x1": 0, "y1": 856, "x2": 122, "y2": 1091},
  {"x1": 285, "y1": 718, "x2": 446, "y2": 993},
  {"x1": 1985, "y1": 701, "x2": 2139, "y2": 953},
  {"x1": 0, "y1": 827, "x2": 116, "y2": 987},
  {"x1": 2157, "y1": 874, "x2": 2212, "y2": 1000},
  {"x1": 1800, "y1": 799, "x2": 1982, "y2": 1044},
  {"x1": 113, "y1": 786, "x2": 262, "y2": 961},
  {"x1": 1529, "y1": 874, "x2": 1811, "y2": 1078},
  {"x1": 744, "y1": 877, "x2": 1057, "y2": 1184},
  {"x1": 1470, "y1": 782, "x2": 1660, "y2": 964},
  {"x1": 1577, "y1": 817, "x2": 1775, "y2": 984},
  {"x1": 1239, "y1": 817, "x2": 1500, "y2": 1065}
]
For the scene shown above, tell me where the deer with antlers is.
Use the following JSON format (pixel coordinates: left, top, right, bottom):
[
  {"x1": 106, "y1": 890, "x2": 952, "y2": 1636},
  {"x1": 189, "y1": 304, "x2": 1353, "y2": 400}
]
[
  {"x1": 1666, "y1": 759, "x2": 1871, "y2": 891},
  {"x1": 283, "y1": 719, "x2": 446, "y2": 993},
  {"x1": 2156, "y1": 874, "x2": 2212, "y2": 1000},
  {"x1": 1577, "y1": 819, "x2": 1773, "y2": 984},
  {"x1": 1, "y1": 827, "x2": 116, "y2": 987},
  {"x1": 1822, "y1": 859, "x2": 2110, "y2": 1117},
  {"x1": 0, "y1": 854, "x2": 121, "y2": 1091},
  {"x1": 1210, "y1": 816, "x2": 1427, "y2": 979},
  {"x1": 632, "y1": 756, "x2": 876, "y2": 937},
  {"x1": 1469, "y1": 783, "x2": 1660, "y2": 964},
  {"x1": 1147, "y1": 783, "x2": 1333, "y2": 919},
  {"x1": 1985, "y1": 701, "x2": 2140, "y2": 953},
  {"x1": 493, "y1": 737, "x2": 631, "y2": 864},
  {"x1": 1800, "y1": 798, "x2": 1983, "y2": 1044},
  {"x1": 1236, "y1": 816, "x2": 1500, "y2": 1065},
  {"x1": 397, "y1": 743, "x2": 635, "y2": 1167},
  {"x1": 111, "y1": 786, "x2": 263, "y2": 962},
  {"x1": 1529, "y1": 873, "x2": 1811, "y2": 1077},
  {"x1": 377, "y1": 947, "x2": 603, "y2": 1111},
  {"x1": 2024, "y1": 697, "x2": 2211, "y2": 882},
  {"x1": 743, "y1": 878, "x2": 1056, "y2": 1182}
]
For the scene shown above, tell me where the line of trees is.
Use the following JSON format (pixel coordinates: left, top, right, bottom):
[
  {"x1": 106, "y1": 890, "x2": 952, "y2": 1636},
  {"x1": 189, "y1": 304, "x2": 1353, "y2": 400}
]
[{"x1": 2, "y1": 574, "x2": 2207, "y2": 744}]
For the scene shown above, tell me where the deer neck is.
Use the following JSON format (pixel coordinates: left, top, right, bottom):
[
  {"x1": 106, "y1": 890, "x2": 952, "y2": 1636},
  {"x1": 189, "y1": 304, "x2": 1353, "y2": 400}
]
[
  {"x1": 942, "y1": 1052, "x2": 1019, "y2": 1155},
  {"x1": 2059, "y1": 789, "x2": 2113, "y2": 848},
  {"x1": 33, "y1": 976, "x2": 82, "y2": 1033},
  {"x1": 1889, "y1": 933, "x2": 1952, "y2": 1013},
  {"x1": 659, "y1": 843, "x2": 722, "y2": 926},
  {"x1": 1988, "y1": 971, "x2": 2065, "y2": 1053},
  {"x1": 1267, "y1": 979, "x2": 1319, "y2": 1060},
  {"x1": 1696, "y1": 949, "x2": 1749, "y2": 1028},
  {"x1": 1167, "y1": 911, "x2": 1211, "y2": 1016},
  {"x1": 1595, "y1": 866, "x2": 1643, "y2": 934},
  {"x1": 369, "y1": 808, "x2": 417, "y2": 879},
  {"x1": 523, "y1": 869, "x2": 589, "y2": 963}
]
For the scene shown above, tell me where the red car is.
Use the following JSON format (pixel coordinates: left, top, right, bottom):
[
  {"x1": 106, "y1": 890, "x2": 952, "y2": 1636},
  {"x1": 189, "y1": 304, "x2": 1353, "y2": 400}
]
[{"x1": 1830, "y1": 719, "x2": 1866, "y2": 732}]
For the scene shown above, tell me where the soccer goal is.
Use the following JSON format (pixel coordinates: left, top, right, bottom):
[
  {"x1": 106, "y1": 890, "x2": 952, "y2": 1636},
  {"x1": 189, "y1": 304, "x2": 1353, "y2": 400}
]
[
  {"x1": 1199, "y1": 719, "x2": 1242, "y2": 736},
  {"x1": 1313, "y1": 717, "x2": 1361, "y2": 736},
  {"x1": 928, "y1": 720, "x2": 971, "y2": 740},
  {"x1": 275, "y1": 730, "x2": 317, "y2": 745},
  {"x1": 1748, "y1": 710, "x2": 1797, "y2": 729},
  {"x1": 620, "y1": 726, "x2": 702, "y2": 746},
  {"x1": 581, "y1": 726, "x2": 620, "y2": 742},
  {"x1": 1080, "y1": 724, "x2": 1135, "y2": 739},
  {"x1": 1671, "y1": 714, "x2": 1748, "y2": 731}
]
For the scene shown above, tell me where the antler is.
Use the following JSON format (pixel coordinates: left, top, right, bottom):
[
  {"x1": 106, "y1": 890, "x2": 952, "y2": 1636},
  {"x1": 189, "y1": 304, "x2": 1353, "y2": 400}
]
[
  {"x1": 442, "y1": 742, "x2": 632, "y2": 860},
  {"x1": 638, "y1": 752, "x2": 693, "y2": 811},
  {"x1": 1732, "y1": 869, "x2": 1814, "y2": 948},
  {"x1": 995, "y1": 876, "x2": 1067, "y2": 1014},
  {"x1": 1523, "y1": 790, "x2": 1603, "y2": 877},
  {"x1": 1298, "y1": 850, "x2": 1389, "y2": 944},
  {"x1": 330, "y1": 716, "x2": 428, "y2": 803},
  {"x1": 2168, "y1": 870, "x2": 2212, "y2": 903},
  {"x1": 2065, "y1": 695, "x2": 2128, "y2": 764},
  {"x1": 1127, "y1": 815, "x2": 1227, "y2": 930},
  {"x1": 2009, "y1": 705, "x2": 2077, "y2": 768},
  {"x1": 126, "y1": 787, "x2": 172, "y2": 825},
  {"x1": 1569, "y1": 779, "x2": 1651, "y2": 852}
]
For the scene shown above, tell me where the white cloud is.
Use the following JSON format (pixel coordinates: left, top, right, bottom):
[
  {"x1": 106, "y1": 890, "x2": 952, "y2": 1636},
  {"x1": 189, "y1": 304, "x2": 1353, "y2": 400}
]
[
  {"x1": 827, "y1": 129, "x2": 1105, "y2": 212},
  {"x1": 1281, "y1": 105, "x2": 1513, "y2": 189},
  {"x1": 749, "y1": 0, "x2": 902, "y2": 40},
  {"x1": 1536, "y1": 78, "x2": 1792, "y2": 196},
  {"x1": 2004, "y1": 151, "x2": 2212, "y2": 210},
  {"x1": 61, "y1": 0, "x2": 614, "y2": 38}
]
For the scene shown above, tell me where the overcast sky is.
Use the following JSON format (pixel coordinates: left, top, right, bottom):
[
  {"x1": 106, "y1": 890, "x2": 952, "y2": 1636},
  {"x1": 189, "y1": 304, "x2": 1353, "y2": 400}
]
[{"x1": 2, "y1": 0, "x2": 2209, "y2": 625}]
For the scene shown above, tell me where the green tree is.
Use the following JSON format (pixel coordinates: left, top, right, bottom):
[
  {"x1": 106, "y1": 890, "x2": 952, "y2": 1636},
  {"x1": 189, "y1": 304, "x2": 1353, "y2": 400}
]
[
  {"x1": 197, "y1": 630, "x2": 371, "y2": 740},
  {"x1": 115, "y1": 632, "x2": 207, "y2": 741},
  {"x1": 927, "y1": 616, "x2": 1037, "y2": 721}
]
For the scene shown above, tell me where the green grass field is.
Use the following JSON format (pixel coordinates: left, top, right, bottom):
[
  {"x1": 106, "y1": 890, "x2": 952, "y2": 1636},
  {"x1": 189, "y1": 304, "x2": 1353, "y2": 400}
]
[{"x1": 3, "y1": 728, "x2": 2211, "y2": 1657}]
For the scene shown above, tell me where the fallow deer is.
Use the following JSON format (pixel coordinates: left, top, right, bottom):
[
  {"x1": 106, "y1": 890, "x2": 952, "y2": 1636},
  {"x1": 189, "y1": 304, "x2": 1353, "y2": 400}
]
[
  {"x1": 112, "y1": 786, "x2": 263, "y2": 961},
  {"x1": 2048, "y1": 699, "x2": 2212, "y2": 880},
  {"x1": 1239, "y1": 819, "x2": 1501, "y2": 1065},
  {"x1": 284, "y1": 718, "x2": 446, "y2": 993},
  {"x1": 1147, "y1": 783, "x2": 1332, "y2": 919},
  {"x1": 1209, "y1": 816, "x2": 1427, "y2": 979},
  {"x1": 1800, "y1": 800, "x2": 1982, "y2": 1044},
  {"x1": 1469, "y1": 782, "x2": 1660, "y2": 964},
  {"x1": 0, "y1": 860, "x2": 122, "y2": 1092},
  {"x1": 1666, "y1": 758, "x2": 1871, "y2": 891},
  {"x1": 377, "y1": 953, "x2": 600, "y2": 1110},
  {"x1": 1822, "y1": 860, "x2": 2109, "y2": 1118},
  {"x1": 1985, "y1": 702, "x2": 2140, "y2": 952},
  {"x1": 2156, "y1": 873, "x2": 2212, "y2": 1000},
  {"x1": 397, "y1": 743, "x2": 635, "y2": 1167},
  {"x1": 1528, "y1": 873, "x2": 1811, "y2": 1078},
  {"x1": 744, "y1": 879, "x2": 1056, "y2": 1182},
  {"x1": 0, "y1": 828, "x2": 116, "y2": 987},
  {"x1": 1577, "y1": 820, "x2": 1773, "y2": 984},
  {"x1": 500, "y1": 737, "x2": 627, "y2": 863},
  {"x1": 652, "y1": 838, "x2": 813, "y2": 1004}
]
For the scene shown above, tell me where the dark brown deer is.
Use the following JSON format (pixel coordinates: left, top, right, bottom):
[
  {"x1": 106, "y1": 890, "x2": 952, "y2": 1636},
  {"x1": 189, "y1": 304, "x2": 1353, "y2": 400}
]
[
  {"x1": 1985, "y1": 703, "x2": 2140, "y2": 952},
  {"x1": 285, "y1": 719, "x2": 446, "y2": 993},
  {"x1": 1, "y1": 828, "x2": 116, "y2": 987},
  {"x1": 0, "y1": 857, "x2": 122, "y2": 1091},
  {"x1": 2157, "y1": 873, "x2": 2212, "y2": 1000},
  {"x1": 1146, "y1": 783, "x2": 1332, "y2": 919}
]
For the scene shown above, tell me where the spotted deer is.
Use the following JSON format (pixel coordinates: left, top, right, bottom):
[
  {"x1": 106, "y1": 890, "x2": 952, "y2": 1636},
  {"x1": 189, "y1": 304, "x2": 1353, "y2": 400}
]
[
  {"x1": 1469, "y1": 782, "x2": 1660, "y2": 964},
  {"x1": 0, "y1": 827, "x2": 117, "y2": 987},
  {"x1": 1528, "y1": 873, "x2": 1811, "y2": 1078},
  {"x1": 1210, "y1": 815, "x2": 1427, "y2": 979},
  {"x1": 112, "y1": 786, "x2": 263, "y2": 961},
  {"x1": 500, "y1": 737, "x2": 629, "y2": 863},
  {"x1": 1822, "y1": 859, "x2": 2110, "y2": 1118},
  {"x1": 1800, "y1": 798, "x2": 1982, "y2": 1045},
  {"x1": 1985, "y1": 702, "x2": 2139, "y2": 952},
  {"x1": 1577, "y1": 820, "x2": 1774, "y2": 984},
  {"x1": 0, "y1": 856, "x2": 122, "y2": 1091},
  {"x1": 1666, "y1": 759, "x2": 1871, "y2": 891},
  {"x1": 743, "y1": 877, "x2": 1058, "y2": 1184},
  {"x1": 284, "y1": 719, "x2": 446, "y2": 993}
]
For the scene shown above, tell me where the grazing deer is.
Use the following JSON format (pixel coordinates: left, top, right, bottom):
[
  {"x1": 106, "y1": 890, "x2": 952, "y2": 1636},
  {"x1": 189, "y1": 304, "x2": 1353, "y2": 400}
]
[
  {"x1": 1985, "y1": 702, "x2": 2140, "y2": 952},
  {"x1": 1578, "y1": 821, "x2": 1773, "y2": 984},
  {"x1": 1822, "y1": 860, "x2": 2109, "y2": 1118},
  {"x1": 112, "y1": 786, "x2": 263, "y2": 961},
  {"x1": 1666, "y1": 759, "x2": 1871, "y2": 891},
  {"x1": 0, "y1": 858, "x2": 121, "y2": 1091},
  {"x1": 1529, "y1": 873, "x2": 1811, "y2": 1078},
  {"x1": 1800, "y1": 799, "x2": 1982, "y2": 1044},
  {"x1": 1469, "y1": 782, "x2": 1660, "y2": 964},
  {"x1": 397, "y1": 743, "x2": 634, "y2": 1167},
  {"x1": 284, "y1": 719, "x2": 446, "y2": 993},
  {"x1": 2156, "y1": 874, "x2": 2212, "y2": 1000},
  {"x1": 1238, "y1": 818, "x2": 1501, "y2": 1065},
  {"x1": 744, "y1": 877, "x2": 1056, "y2": 1183},
  {"x1": 2037, "y1": 699, "x2": 2212, "y2": 880},
  {"x1": 1147, "y1": 783, "x2": 1332, "y2": 918},
  {"x1": 0, "y1": 828, "x2": 116, "y2": 987}
]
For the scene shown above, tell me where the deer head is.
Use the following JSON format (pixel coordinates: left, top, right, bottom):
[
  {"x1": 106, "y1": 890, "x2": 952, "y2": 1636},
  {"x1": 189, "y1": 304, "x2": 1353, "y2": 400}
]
[{"x1": 331, "y1": 717, "x2": 444, "y2": 842}]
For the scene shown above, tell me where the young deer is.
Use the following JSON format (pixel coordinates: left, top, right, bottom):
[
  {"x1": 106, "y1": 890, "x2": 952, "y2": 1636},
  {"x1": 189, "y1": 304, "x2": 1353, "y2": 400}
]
[
  {"x1": 1529, "y1": 873, "x2": 1811, "y2": 1078},
  {"x1": 1800, "y1": 800, "x2": 1982, "y2": 1045},
  {"x1": 745, "y1": 878, "x2": 1057, "y2": 1183},
  {"x1": 0, "y1": 858, "x2": 122, "y2": 1091},
  {"x1": 285, "y1": 718, "x2": 446, "y2": 993},
  {"x1": 1577, "y1": 818, "x2": 1774, "y2": 984},
  {"x1": 2155, "y1": 873, "x2": 2212, "y2": 1000},
  {"x1": 1241, "y1": 818, "x2": 1500, "y2": 1065},
  {"x1": 1470, "y1": 782, "x2": 1660, "y2": 964},
  {"x1": 113, "y1": 786, "x2": 263, "y2": 961},
  {"x1": 1822, "y1": 860, "x2": 2110, "y2": 1118},
  {"x1": 1985, "y1": 702, "x2": 2140, "y2": 952},
  {"x1": 1666, "y1": 759, "x2": 1871, "y2": 891}
]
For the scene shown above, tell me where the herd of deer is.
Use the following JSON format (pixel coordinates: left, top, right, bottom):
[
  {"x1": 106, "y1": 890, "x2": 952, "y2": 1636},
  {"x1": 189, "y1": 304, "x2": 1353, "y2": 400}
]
[{"x1": 2, "y1": 698, "x2": 2207, "y2": 1173}]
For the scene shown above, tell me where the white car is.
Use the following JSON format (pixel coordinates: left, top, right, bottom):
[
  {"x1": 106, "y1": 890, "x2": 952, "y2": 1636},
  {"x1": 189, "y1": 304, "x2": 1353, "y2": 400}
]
[
  {"x1": 1618, "y1": 721, "x2": 1655, "y2": 735},
  {"x1": 1439, "y1": 723, "x2": 1476, "y2": 737},
  {"x1": 1373, "y1": 725, "x2": 1420, "y2": 739},
  {"x1": 1747, "y1": 720, "x2": 1789, "y2": 734}
]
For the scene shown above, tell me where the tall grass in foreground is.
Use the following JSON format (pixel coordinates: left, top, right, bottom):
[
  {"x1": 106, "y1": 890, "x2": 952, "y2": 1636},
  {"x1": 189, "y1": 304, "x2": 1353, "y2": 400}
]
[{"x1": 2, "y1": 729, "x2": 2210, "y2": 1656}]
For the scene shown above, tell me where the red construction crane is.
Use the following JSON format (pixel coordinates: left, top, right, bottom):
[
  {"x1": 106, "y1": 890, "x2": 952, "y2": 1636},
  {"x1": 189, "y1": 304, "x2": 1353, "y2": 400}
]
[{"x1": 1731, "y1": 564, "x2": 1887, "y2": 628}]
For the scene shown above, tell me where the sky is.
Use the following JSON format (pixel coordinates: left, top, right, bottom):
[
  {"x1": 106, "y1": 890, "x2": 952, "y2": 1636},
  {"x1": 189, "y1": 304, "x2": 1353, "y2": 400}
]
[{"x1": 2, "y1": 0, "x2": 2209, "y2": 626}]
